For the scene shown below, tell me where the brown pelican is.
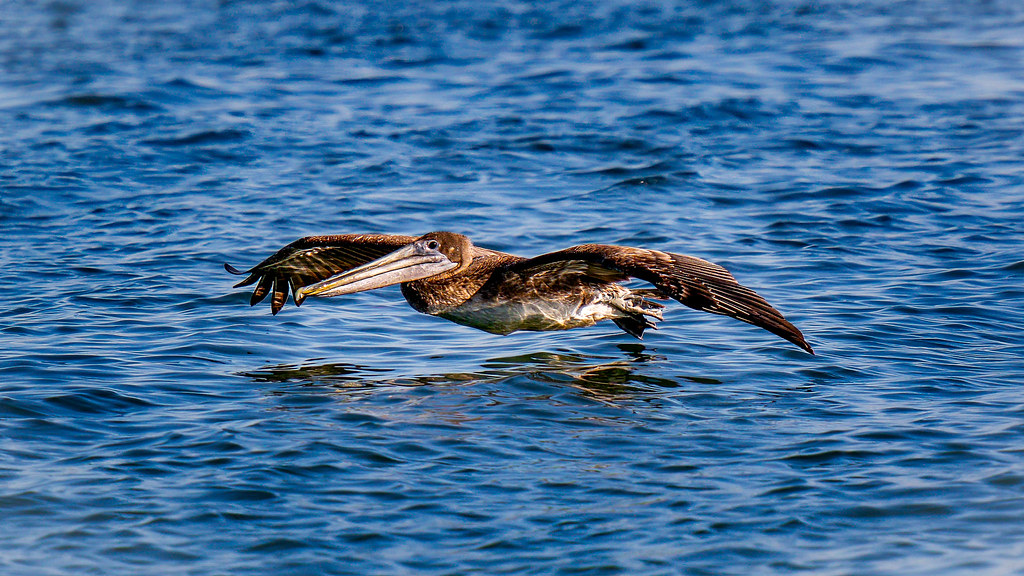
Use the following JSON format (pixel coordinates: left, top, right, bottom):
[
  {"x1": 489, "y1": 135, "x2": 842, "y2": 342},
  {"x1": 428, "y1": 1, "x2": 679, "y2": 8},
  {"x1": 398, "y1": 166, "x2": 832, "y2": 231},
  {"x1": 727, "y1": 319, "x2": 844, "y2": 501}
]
[{"x1": 226, "y1": 232, "x2": 813, "y2": 353}]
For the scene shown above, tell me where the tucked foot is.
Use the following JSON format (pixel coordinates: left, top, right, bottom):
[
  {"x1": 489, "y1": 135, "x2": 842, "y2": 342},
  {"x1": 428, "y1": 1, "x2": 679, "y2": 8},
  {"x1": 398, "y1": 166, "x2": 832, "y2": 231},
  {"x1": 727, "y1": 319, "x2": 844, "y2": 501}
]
[{"x1": 611, "y1": 292, "x2": 665, "y2": 339}]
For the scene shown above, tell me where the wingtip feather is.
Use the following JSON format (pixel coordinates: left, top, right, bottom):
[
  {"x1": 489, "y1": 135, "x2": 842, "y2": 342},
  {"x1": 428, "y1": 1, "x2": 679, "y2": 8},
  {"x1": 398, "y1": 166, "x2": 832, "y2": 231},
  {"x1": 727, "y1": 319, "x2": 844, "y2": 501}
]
[
  {"x1": 798, "y1": 338, "x2": 815, "y2": 354},
  {"x1": 772, "y1": 318, "x2": 814, "y2": 354}
]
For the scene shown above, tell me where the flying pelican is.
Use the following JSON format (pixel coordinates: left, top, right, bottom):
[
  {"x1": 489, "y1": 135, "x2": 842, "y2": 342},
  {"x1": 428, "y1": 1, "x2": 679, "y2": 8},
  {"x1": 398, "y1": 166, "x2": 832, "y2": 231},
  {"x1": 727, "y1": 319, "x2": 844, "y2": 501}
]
[{"x1": 226, "y1": 232, "x2": 813, "y2": 353}]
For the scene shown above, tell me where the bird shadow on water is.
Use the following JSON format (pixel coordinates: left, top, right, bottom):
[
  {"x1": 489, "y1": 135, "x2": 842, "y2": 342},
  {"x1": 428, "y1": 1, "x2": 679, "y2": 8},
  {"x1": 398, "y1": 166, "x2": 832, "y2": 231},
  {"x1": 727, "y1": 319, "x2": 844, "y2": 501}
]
[{"x1": 240, "y1": 343, "x2": 724, "y2": 404}]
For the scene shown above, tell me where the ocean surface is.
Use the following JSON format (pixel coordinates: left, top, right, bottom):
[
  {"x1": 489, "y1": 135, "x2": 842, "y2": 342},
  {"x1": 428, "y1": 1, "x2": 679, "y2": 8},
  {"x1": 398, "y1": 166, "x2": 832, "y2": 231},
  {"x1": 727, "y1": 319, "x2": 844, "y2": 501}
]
[{"x1": 3, "y1": 1, "x2": 1024, "y2": 574}]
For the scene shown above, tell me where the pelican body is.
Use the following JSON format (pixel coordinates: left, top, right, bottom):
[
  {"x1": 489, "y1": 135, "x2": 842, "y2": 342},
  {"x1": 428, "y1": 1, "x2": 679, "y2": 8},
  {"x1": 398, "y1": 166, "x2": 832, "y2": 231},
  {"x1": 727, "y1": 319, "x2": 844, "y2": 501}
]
[{"x1": 226, "y1": 232, "x2": 813, "y2": 353}]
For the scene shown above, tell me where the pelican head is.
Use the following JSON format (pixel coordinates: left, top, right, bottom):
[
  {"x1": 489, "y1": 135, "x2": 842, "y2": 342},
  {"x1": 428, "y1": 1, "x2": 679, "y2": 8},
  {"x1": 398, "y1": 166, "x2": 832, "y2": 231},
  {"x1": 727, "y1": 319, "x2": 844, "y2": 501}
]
[{"x1": 296, "y1": 231, "x2": 473, "y2": 303}]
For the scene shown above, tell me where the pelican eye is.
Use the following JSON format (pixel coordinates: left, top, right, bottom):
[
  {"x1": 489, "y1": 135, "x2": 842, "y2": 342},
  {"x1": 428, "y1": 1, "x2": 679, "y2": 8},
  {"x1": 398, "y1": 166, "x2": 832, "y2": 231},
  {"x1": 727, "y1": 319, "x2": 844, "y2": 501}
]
[{"x1": 425, "y1": 240, "x2": 440, "y2": 250}]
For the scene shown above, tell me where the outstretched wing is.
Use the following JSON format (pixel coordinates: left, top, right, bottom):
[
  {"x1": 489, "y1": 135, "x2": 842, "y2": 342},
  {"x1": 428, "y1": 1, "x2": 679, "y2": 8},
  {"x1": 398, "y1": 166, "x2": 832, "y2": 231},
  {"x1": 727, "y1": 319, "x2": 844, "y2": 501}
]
[
  {"x1": 225, "y1": 234, "x2": 416, "y2": 314},
  {"x1": 508, "y1": 244, "x2": 813, "y2": 353}
]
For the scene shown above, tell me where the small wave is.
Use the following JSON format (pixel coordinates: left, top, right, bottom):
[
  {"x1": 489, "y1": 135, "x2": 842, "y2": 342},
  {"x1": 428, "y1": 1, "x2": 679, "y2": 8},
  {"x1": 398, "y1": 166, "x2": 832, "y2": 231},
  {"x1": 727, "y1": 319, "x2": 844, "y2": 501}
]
[
  {"x1": 49, "y1": 94, "x2": 161, "y2": 112},
  {"x1": 142, "y1": 129, "x2": 251, "y2": 147}
]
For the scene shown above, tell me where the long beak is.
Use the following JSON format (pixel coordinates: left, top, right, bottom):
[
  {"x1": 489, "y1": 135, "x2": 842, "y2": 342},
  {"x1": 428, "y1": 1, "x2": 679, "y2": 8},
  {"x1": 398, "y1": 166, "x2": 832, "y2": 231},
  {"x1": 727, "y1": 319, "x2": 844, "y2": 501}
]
[{"x1": 296, "y1": 243, "x2": 457, "y2": 303}]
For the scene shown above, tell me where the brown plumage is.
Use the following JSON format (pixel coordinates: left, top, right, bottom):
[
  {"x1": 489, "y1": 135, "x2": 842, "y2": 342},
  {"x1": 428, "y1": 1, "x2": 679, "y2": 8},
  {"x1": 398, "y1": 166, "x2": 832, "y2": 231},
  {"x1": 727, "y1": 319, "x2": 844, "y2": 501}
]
[{"x1": 226, "y1": 231, "x2": 813, "y2": 353}]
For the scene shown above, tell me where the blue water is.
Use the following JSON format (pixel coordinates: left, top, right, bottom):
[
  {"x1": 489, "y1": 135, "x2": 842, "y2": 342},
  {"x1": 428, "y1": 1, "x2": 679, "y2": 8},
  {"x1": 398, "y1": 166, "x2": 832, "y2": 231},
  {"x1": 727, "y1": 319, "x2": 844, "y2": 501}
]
[{"x1": 3, "y1": 0, "x2": 1024, "y2": 574}]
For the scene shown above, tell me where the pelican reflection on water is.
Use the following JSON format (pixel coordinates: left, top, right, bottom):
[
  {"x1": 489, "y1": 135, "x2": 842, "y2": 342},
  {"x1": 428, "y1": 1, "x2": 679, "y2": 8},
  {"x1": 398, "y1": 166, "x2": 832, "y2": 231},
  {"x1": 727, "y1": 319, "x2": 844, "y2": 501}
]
[
  {"x1": 243, "y1": 349, "x2": 695, "y2": 401},
  {"x1": 226, "y1": 231, "x2": 813, "y2": 354}
]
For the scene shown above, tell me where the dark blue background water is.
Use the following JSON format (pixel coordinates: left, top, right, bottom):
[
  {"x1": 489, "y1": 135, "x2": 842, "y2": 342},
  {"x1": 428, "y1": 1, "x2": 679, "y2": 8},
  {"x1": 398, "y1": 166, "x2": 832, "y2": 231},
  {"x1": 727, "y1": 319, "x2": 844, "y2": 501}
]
[{"x1": 3, "y1": 1, "x2": 1024, "y2": 574}]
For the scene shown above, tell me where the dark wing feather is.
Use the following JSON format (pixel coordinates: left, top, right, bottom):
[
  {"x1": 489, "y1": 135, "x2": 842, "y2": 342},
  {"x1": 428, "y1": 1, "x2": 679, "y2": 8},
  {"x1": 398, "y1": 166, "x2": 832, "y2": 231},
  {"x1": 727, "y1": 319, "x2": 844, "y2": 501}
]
[
  {"x1": 225, "y1": 234, "x2": 416, "y2": 314},
  {"x1": 509, "y1": 244, "x2": 813, "y2": 353}
]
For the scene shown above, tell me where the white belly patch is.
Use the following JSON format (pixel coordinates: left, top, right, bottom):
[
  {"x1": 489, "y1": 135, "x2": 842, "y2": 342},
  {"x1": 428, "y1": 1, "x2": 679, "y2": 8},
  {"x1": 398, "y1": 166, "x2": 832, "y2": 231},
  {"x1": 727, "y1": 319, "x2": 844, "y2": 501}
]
[{"x1": 438, "y1": 297, "x2": 621, "y2": 334}]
